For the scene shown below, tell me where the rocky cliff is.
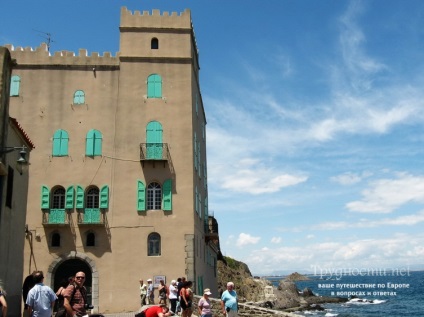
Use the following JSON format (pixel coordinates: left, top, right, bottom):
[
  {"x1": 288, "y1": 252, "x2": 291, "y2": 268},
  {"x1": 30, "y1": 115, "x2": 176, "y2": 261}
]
[{"x1": 217, "y1": 257, "x2": 347, "y2": 312}]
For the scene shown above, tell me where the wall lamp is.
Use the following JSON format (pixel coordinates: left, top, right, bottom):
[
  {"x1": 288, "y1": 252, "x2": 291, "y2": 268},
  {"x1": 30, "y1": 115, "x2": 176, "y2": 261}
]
[{"x1": 0, "y1": 145, "x2": 28, "y2": 174}]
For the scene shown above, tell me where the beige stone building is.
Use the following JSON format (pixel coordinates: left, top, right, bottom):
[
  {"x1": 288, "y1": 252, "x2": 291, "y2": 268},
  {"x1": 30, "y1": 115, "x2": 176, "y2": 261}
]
[
  {"x1": 0, "y1": 47, "x2": 34, "y2": 317},
  {"x1": 6, "y1": 7, "x2": 220, "y2": 315}
]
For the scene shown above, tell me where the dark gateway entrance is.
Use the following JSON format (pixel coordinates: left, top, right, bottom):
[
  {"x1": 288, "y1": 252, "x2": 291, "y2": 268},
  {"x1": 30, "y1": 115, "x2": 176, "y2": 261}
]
[{"x1": 53, "y1": 259, "x2": 93, "y2": 304}]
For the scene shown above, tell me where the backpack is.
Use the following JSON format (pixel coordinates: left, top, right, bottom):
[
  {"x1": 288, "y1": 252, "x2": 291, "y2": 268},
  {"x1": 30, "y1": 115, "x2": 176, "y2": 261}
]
[{"x1": 55, "y1": 286, "x2": 77, "y2": 317}]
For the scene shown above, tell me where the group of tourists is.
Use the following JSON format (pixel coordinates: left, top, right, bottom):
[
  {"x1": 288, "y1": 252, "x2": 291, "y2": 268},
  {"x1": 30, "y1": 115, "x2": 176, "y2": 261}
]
[
  {"x1": 138, "y1": 279, "x2": 239, "y2": 317},
  {"x1": 18, "y1": 270, "x2": 91, "y2": 317}
]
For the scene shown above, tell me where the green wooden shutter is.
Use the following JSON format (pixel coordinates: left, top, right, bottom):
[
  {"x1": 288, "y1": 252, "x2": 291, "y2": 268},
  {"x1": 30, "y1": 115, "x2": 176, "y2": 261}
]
[
  {"x1": 194, "y1": 133, "x2": 198, "y2": 170},
  {"x1": 53, "y1": 130, "x2": 69, "y2": 156},
  {"x1": 195, "y1": 186, "x2": 198, "y2": 214},
  {"x1": 86, "y1": 130, "x2": 94, "y2": 156},
  {"x1": 93, "y1": 130, "x2": 102, "y2": 156},
  {"x1": 86, "y1": 129, "x2": 102, "y2": 156},
  {"x1": 137, "y1": 180, "x2": 146, "y2": 211},
  {"x1": 162, "y1": 179, "x2": 172, "y2": 211},
  {"x1": 147, "y1": 74, "x2": 162, "y2": 98},
  {"x1": 74, "y1": 90, "x2": 85, "y2": 104},
  {"x1": 100, "y1": 185, "x2": 109, "y2": 208},
  {"x1": 10, "y1": 75, "x2": 21, "y2": 96},
  {"x1": 76, "y1": 185, "x2": 84, "y2": 208},
  {"x1": 146, "y1": 121, "x2": 163, "y2": 159},
  {"x1": 41, "y1": 185, "x2": 50, "y2": 209},
  {"x1": 65, "y1": 186, "x2": 74, "y2": 209}
]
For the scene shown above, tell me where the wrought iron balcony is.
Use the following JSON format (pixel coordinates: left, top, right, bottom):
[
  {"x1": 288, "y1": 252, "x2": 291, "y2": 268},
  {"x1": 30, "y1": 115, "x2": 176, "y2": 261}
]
[
  {"x1": 205, "y1": 217, "x2": 219, "y2": 242},
  {"x1": 140, "y1": 143, "x2": 170, "y2": 161},
  {"x1": 42, "y1": 209, "x2": 70, "y2": 226},
  {"x1": 77, "y1": 209, "x2": 106, "y2": 225}
]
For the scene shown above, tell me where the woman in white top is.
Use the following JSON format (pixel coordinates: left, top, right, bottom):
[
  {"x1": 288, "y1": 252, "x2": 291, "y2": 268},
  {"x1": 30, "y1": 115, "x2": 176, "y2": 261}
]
[{"x1": 168, "y1": 280, "x2": 178, "y2": 314}]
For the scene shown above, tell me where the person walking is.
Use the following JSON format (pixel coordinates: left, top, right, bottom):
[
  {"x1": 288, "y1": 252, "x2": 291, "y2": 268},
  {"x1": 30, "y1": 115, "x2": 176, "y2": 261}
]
[
  {"x1": 140, "y1": 279, "x2": 147, "y2": 306},
  {"x1": 221, "y1": 282, "x2": 238, "y2": 317},
  {"x1": 168, "y1": 280, "x2": 178, "y2": 314},
  {"x1": 25, "y1": 271, "x2": 57, "y2": 317},
  {"x1": 179, "y1": 281, "x2": 193, "y2": 317},
  {"x1": 64, "y1": 272, "x2": 90, "y2": 317},
  {"x1": 146, "y1": 279, "x2": 154, "y2": 305},
  {"x1": 158, "y1": 280, "x2": 167, "y2": 305},
  {"x1": 198, "y1": 288, "x2": 212, "y2": 317}
]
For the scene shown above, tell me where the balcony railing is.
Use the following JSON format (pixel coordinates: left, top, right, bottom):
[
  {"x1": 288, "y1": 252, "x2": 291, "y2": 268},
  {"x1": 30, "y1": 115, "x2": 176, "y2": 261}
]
[
  {"x1": 140, "y1": 143, "x2": 170, "y2": 161},
  {"x1": 77, "y1": 208, "x2": 105, "y2": 225},
  {"x1": 205, "y1": 218, "x2": 219, "y2": 241},
  {"x1": 42, "y1": 209, "x2": 70, "y2": 226}
]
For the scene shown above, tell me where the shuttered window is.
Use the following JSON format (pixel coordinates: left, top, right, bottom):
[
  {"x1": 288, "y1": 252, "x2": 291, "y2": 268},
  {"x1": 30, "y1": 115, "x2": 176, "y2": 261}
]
[
  {"x1": 10, "y1": 75, "x2": 21, "y2": 96},
  {"x1": 146, "y1": 121, "x2": 163, "y2": 159},
  {"x1": 147, "y1": 74, "x2": 162, "y2": 98},
  {"x1": 73, "y1": 90, "x2": 85, "y2": 104},
  {"x1": 52, "y1": 130, "x2": 69, "y2": 157},
  {"x1": 86, "y1": 129, "x2": 102, "y2": 156}
]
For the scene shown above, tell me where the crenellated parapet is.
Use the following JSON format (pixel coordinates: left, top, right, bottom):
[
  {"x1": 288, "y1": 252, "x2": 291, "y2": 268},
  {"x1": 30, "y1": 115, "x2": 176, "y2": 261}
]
[
  {"x1": 119, "y1": 7, "x2": 199, "y2": 63},
  {"x1": 4, "y1": 43, "x2": 119, "y2": 68},
  {"x1": 120, "y1": 7, "x2": 192, "y2": 30}
]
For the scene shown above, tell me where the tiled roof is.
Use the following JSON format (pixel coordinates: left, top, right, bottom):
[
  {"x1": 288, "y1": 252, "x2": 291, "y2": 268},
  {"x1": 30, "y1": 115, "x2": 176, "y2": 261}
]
[{"x1": 9, "y1": 117, "x2": 35, "y2": 149}]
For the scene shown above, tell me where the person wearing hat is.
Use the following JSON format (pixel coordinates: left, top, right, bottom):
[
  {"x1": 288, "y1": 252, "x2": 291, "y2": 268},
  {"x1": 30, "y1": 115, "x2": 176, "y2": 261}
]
[
  {"x1": 198, "y1": 288, "x2": 212, "y2": 317},
  {"x1": 146, "y1": 279, "x2": 154, "y2": 305},
  {"x1": 139, "y1": 279, "x2": 147, "y2": 306}
]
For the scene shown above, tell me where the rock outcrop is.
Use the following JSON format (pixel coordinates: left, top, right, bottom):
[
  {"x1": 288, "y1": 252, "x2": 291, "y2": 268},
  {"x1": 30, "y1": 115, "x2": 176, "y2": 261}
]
[{"x1": 217, "y1": 257, "x2": 347, "y2": 313}]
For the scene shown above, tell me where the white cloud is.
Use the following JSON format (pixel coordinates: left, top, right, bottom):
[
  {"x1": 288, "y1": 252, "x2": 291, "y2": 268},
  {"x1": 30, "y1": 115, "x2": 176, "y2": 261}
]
[
  {"x1": 219, "y1": 159, "x2": 307, "y2": 195},
  {"x1": 331, "y1": 172, "x2": 363, "y2": 185},
  {"x1": 244, "y1": 233, "x2": 424, "y2": 275},
  {"x1": 271, "y1": 237, "x2": 282, "y2": 244},
  {"x1": 236, "y1": 233, "x2": 261, "y2": 247},
  {"x1": 347, "y1": 173, "x2": 424, "y2": 213}
]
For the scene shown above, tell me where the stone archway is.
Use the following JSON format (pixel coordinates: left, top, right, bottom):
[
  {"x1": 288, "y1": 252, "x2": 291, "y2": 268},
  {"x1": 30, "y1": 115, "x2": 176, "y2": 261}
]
[{"x1": 45, "y1": 251, "x2": 99, "y2": 313}]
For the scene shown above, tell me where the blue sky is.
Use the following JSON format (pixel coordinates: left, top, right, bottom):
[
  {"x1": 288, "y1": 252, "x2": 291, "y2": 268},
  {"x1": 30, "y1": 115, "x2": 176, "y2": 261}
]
[{"x1": 2, "y1": 0, "x2": 424, "y2": 275}]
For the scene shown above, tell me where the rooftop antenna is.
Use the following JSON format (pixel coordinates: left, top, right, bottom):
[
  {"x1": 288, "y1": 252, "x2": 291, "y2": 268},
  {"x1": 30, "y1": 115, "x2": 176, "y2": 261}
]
[{"x1": 33, "y1": 29, "x2": 55, "y2": 52}]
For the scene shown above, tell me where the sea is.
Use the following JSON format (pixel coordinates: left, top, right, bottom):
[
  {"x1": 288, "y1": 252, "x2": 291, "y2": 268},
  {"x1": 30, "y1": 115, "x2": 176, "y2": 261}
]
[{"x1": 265, "y1": 270, "x2": 424, "y2": 317}]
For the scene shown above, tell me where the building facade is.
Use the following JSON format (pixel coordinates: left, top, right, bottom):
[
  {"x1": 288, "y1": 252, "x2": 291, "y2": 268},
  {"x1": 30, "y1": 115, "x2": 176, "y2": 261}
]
[
  {"x1": 0, "y1": 47, "x2": 34, "y2": 317},
  {"x1": 6, "y1": 7, "x2": 219, "y2": 314}
]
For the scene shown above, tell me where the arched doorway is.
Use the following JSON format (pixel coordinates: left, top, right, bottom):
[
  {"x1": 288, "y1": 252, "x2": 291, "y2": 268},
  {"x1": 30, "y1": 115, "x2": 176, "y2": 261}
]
[
  {"x1": 47, "y1": 253, "x2": 98, "y2": 311},
  {"x1": 53, "y1": 259, "x2": 93, "y2": 304}
]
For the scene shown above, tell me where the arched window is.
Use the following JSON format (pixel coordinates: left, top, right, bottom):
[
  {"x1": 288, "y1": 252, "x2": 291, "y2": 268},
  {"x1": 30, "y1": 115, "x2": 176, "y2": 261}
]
[
  {"x1": 51, "y1": 232, "x2": 61, "y2": 247},
  {"x1": 148, "y1": 232, "x2": 161, "y2": 256},
  {"x1": 49, "y1": 187, "x2": 66, "y2": 224},
  {"x1": 52, "y1": 129, "x2": 69, "y2": 157},
  {"x1": 10, "y1": 75, "x2": 21, "y2": 96},
  {"x1": 86, "y1": 129, "x2": 102, "y2": 156},
  {"x1": 151, "y1": 38, "x2": 159, "y2": 49},
  {"x1": 147, "y1": 182, "x2": 162, "y2": 210},
  {"x1": 84, "y1": 187, "x2": 100, "y2": 224},
  {"x1": 86, "y1": 232, "x2": 95, "y2": 247},
  {"x1": 147, "y1": 74, "x2": 162, "y2": 98},
  {"x1": 86, "y1": 187, "x2": 99, "y2": 209},
  {"x1": 52, "y1": 187, "x2": 66, "y2": 209},
  {"x1": 73, "y1": 90, "x2": 85, "y2": 104}
]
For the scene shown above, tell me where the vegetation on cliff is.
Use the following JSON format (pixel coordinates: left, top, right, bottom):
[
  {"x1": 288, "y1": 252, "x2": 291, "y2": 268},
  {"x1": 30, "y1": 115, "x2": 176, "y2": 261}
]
[{"x1": 217, "y1": 256, "x2": 271, "y2": 302}]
